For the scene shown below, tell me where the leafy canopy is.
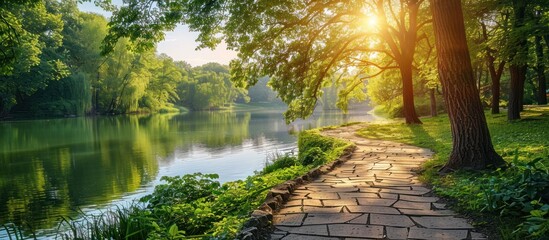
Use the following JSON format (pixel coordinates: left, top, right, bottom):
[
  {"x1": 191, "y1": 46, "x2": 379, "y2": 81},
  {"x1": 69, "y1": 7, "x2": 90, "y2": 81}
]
[{"x1": 104, "y1": 0, "x2": 434, "y2": 121}]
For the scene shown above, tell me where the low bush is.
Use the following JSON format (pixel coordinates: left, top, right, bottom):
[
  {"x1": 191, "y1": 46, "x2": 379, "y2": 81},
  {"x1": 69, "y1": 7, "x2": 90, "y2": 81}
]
[
  {"x1": 299, "y1": 147, "x2": 327, "y2": 165},
  {"x1": 262, "y1": 154, "x2": 298, "y2": 174}
]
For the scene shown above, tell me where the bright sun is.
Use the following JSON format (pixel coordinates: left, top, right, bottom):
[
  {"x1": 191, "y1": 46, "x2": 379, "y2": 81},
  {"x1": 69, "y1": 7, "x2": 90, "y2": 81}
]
[{"x1": 360, "y1": 15, "x2": 379, "y2": 32}]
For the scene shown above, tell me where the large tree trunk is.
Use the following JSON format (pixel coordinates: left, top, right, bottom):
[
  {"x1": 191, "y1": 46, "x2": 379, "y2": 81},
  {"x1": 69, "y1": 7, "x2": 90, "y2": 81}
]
[
  {"x1": 401, "y1": 63, "x2": 422, "y2": 124},
  {"x1": 535, "y1": 35, "x2": 547, "y2": 105},
  {"x1": 508, "y1": 65, "x2": 526, "y2": 119},
  {"x1": 430, "y1": 0, "x2": 505, "y2": 171},
  {"x1": 508, "y1": 0, "x2": 528, "y2": 120}
]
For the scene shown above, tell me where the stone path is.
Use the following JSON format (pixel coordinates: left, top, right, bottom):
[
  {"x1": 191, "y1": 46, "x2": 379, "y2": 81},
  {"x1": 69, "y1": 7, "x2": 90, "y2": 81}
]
[{"x1": 270, "y1": 124, "x2": 486, "y2": 240}]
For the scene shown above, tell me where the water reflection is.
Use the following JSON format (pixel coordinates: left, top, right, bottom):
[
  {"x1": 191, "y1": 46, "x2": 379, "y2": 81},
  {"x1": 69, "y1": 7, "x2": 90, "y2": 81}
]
[{"x1": 0, "y1": 108, "x2": 375, "y2": 236}]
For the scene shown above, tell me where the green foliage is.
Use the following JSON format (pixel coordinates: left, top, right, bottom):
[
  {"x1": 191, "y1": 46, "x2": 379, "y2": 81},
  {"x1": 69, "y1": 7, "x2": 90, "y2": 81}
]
[
  {"x1": 298, "y1": 130, "x2": 352, "y2": 166},
  {"x1": 299, "y1": 147, "x2": 327, "y2": 166},
  {"x1": 357, "y1": 107, "x2": 549, "y2": 239},
  {"x1": 262, "y1": 154, "x2": 298, "y2": 174}
]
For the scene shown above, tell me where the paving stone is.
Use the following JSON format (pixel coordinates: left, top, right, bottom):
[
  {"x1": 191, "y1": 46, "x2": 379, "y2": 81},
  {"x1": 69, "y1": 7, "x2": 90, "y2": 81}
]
[
  {"x1": 302, "y1": 206, "x2": 342, "y2": 213},
  {"x1": 271, "y1": 234, "x2": 285, "y2": 240},
  {"x1": 373, "y1": 181, "x2": 414, "y2": 187},
  {"x1": 278, "y1": 206, "x2": 303, "y2": 214},
  {"x1": 328, "y1": 224, "x2": 384, "y2": 238},
  {"x1": 393, "y1": 200, "x2": 431, "y2": 210},
  {"x1": 348, "y1": 213, "x2": 369, "y2": 224},
  {"x1": 386, "y1": 227, "x2": 409, "y2": 240},
  {"x1": 311, "y1": 187, "x2": 359, "y2": 192},
  {"x1": 307, "y1": 192, "x2": 340, "y2": 199},
  {"x1": 302, "y1": 213, "x2": 360, "y2": 225},
  {"x1": 357, "y1": 198, "x2": 396, "y2": 206},
  {"x1": 274, "y1": 214, "x2": 305, "y2": 226},
  {"x1": 369, "y1": 214, "x2": 415, "y2": 227},
  {"x1": 398, "y1": 209, "x2": 456, "y2": 216},
  {"x1": 379, "y1": 193, "x2": 399, "y2": 199},
  {"x1": 338, "y1": 192, "x2": 379, "y2": 199},
  {"x1": 322, "y1": 199, "x2": 358, "y2": 206},
  {"x1": 285, "y1": 200, "x2": 303, "y2": 207},
  {"x1": 281, "y1": 234, "x2": 338, "y2": 240},
  {"x1": 411, "y1": 216, "x2": 474, "y2": 229},
  {"x1": 356, "y1": 187, "x2": 382, "y2": 193},
  {"x1": 407, "y1": 227, "x2": 468, "y2": 240},
  {"x1": 398, "y1": 195, "x2": 439, "y2": 202},
  {"x1": 267, "y1": 127, "x2": 479, "y2": 240},
  {"x1": 433, "y1": 203, "x2": 447, "y2": 209},
  {"x1": 346, "y1": 205, "x2": 401, "y2": 214},
  {"x1": 471, "y1": 232, "x2": 488, "y2": 240},
  {"x1": 380, "y1": 188, "x2": 430, "y2": 196},
  {"x1": 277, "y1": 225, "x2": 329, "y2": 236},
  {"x1": 302, "y1": 199, "x2": 323, "y2": 206}
]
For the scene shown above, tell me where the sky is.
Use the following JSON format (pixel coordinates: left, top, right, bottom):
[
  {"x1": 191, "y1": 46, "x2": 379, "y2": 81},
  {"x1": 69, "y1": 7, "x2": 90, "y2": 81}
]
[{"x1": 78, "y1": 2, "x2": 237, "y2": 67}]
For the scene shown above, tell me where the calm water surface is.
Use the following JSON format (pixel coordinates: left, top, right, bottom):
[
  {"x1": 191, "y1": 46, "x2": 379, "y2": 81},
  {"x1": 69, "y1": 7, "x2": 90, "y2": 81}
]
[{"x1": 0, "y1": 108, "x2": 376, "y2": 238}]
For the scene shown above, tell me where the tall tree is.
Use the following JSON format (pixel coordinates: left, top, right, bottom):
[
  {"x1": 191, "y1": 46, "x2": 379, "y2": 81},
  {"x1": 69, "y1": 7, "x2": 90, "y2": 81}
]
[
  {"x1": 507, "y1": 0, "x2": 528, "y2": 120},
  {"x1": 430, "y1": 0, "x2": 504, "y2": 171},
  {"x1": 102, "y1": 0, "x2": 433, "y2": 124}
]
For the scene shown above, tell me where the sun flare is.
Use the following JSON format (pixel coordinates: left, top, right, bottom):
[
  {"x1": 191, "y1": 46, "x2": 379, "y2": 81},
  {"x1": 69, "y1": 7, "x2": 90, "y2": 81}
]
[{"x1": 359, "y1": 14, "x2": 379, "y2": 32}]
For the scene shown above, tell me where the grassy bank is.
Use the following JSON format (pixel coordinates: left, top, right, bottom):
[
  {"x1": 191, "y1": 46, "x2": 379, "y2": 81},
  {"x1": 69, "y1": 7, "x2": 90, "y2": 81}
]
[
  {"x1": 4, "y1": 130, "x2": 352, "y2": 240},
  {"x1": 358, "y1": 106, "x2": 549, "y2": 239}
]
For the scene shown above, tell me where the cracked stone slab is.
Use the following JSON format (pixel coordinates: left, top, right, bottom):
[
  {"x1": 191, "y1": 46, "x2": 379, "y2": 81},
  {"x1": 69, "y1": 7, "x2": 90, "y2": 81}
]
[
  {"x1": 357, "y1": 198, "x2": 397, "y2": 206},
  {"x1": 407, "y1": 227, "x2": 469, "y2": 239},
  {"x1": 398, "y1": 195, "x2": 439, "y2": 203},
  {"x1": 380, "y1": 188, "x2": 431, "y2": 196},
  {"x1": 281, "y1": 234, "x2": 339, "y2": 240},
  {"x1": 322, "y1": 199, "x2": 358, "y2": 206},
  {"x1": 277, "y1": 225, "x2": 329, "y2": 236},
  {"x1": 302, "y1": 206, "x2": 343, "y2": 213},
  {"x1": 398, "y1": 209, "x2": 456, "y2": 216},
  {"x1": 393, "y1": 200, "x2": 432, "y2": 210},
  {"x1": 346, "y1": 205, "x2": 401, "y2": 214},
  {"x1": 386, "y1": 227, "x2": 409, "y2": 240},
  {"x1": 411, "y1": 216, "x2": 474, "y2": 229},
  {"x1": 302, "y1": 213, "x2": 360, "y2": 225},
  {"x1": 328, "y1": 224, "x2": 384, "y2": 238},
  {"x1": 369, "y1": 213, "x2": 415, "y2": 227},
  {"x1": 302, "y1": 199, "x2": 323, "y2": 206},
  {"x1": 307, "y1": 192, "x2": 340, "y2": 199},
  {"x1": 348, "y1": 213, "x2": 369, "y2": 224},
  {"x1": 274, "y1": 214, "x2": 305, "y2": 226},
  {"x1": 338, "y1": 192, "x2": 379, "y2": 199}
]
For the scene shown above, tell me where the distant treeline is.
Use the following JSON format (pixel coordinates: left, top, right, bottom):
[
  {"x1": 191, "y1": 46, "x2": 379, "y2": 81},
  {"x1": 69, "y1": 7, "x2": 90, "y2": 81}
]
[{"x1": 0, "y1": 0, "x2": 288, "y2": 119}]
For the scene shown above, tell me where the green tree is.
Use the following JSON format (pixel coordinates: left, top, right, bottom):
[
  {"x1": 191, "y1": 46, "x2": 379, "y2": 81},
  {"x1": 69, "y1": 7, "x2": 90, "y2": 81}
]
[
  {"x1": 102, "y1": 0, "x2": 435, "y2": 124},
  {"x1": 0, "y1": 0, "x2": 68, "y2": 117},
  {"x1": 430, "y1": 0, "x2": 504, "y2": 171}
]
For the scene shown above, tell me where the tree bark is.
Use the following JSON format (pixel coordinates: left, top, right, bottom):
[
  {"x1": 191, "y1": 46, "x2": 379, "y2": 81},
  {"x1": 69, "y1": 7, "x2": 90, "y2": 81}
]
[
  {"x1": 401, "y1": 62, "x2": 422, "y2": 124},
  {"x1": 535, "y1": 35, "x2": 547, "y2": 105},
  {"x1": 430, "y1": 0, "x2": 505, "y2": 171},
  {"x1": 429, "y1": 88, "x2": 437, "y2": 117},
  {"x1": 508, "y1": 0, "x2": 528, "y2": 120}
]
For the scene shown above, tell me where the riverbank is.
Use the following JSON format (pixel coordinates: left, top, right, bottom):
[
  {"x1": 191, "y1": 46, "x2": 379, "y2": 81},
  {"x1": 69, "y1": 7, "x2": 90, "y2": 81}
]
[{"x1": 2, "y1": 127, "x2": 356, "y2": 239}]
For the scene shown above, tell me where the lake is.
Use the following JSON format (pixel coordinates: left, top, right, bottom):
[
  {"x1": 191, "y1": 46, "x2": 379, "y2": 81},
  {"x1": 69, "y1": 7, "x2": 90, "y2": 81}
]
[{"x1": 0, "y1": 107, "x2": 376, "y2": 238}]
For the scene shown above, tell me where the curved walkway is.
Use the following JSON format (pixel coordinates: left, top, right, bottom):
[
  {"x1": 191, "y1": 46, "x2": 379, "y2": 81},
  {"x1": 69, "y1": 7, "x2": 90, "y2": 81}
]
[{"x1": 270, "y1": 124, "x2": 486, "y2": 240}]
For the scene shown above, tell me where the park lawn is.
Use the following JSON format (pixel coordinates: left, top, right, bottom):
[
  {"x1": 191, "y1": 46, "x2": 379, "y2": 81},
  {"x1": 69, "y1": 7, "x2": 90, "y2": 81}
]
[{"x1": 357, "y1": 106, "x2": 549, "y2": 239}]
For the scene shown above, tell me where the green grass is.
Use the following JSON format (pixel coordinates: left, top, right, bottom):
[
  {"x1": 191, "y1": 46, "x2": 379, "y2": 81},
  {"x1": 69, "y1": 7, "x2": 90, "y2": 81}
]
[{"x1": 357, "y1": 106, "x2": 549, "y2": 239}]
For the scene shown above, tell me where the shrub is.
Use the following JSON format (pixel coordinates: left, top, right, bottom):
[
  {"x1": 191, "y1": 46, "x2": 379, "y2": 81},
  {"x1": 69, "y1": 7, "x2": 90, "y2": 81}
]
[
  {"x1": 299, "y1": 147, "x2": 327, "y2": 165},
  {"x1": 262, "y1": 154, "x2": 298, "y2": 174}
]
